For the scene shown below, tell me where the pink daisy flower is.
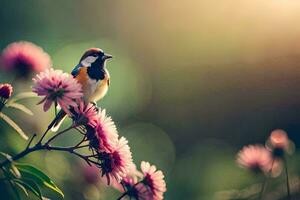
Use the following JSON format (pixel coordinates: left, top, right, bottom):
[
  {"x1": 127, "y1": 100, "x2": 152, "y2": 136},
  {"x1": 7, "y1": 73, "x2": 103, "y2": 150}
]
[
  {"x1": 138, "y1": 161, "x2": 167, "y2": 200},
  {"x1": 0, "y1": 83, "x2": 13, "y2": 99},
  {"x1": 237, "y1": 145, "x2": 273, "y2": 173},
  {"x1": 70, "y1": 100, "x2": 98, "y2": 126},
  {"x1": 90, "y1": 108, "x2": 119, "y2": 152},
  {"x1": 32, "y1": 68, "x2": 83, "y2": 113},
  {"x1": 99, "y1": 137, "x2": 133, "y2": 185},
  {"x1": 269, "y1": 129, "x2": 290, "y2": 150},
  {"x1": 1, "y1": 41, "x2": 51, "y2": 77},
  {"x1": 111, "y1": 163, "x2": 142, "y2": 192}
]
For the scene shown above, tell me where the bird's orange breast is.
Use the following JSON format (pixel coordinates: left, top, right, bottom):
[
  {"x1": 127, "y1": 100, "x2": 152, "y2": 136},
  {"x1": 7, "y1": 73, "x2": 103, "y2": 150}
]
[
  {"x1": 74, "y1": 66, "x2": 109, "y2": 102},
  {"x1": 75, "y1": 67, "x2": 89, "y2": 87}
]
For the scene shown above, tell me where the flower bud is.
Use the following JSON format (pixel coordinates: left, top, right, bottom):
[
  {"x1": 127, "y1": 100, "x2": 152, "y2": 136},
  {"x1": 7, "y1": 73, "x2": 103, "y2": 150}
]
[{"x1": 0, "y1": 83, "x2": 13, "y2": 99}]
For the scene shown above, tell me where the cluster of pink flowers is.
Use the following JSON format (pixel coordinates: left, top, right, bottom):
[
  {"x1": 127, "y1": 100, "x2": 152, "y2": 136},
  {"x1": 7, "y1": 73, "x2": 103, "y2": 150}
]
[
  {"x1": 236, "y1": 129, "x2": 292, "y2": 176},
  {"x1": 1, "y1": 41, "x2": 51, "y2": 77},
  {"x1": 2, "y1": 40, "x2": 167, "y2": 199}
]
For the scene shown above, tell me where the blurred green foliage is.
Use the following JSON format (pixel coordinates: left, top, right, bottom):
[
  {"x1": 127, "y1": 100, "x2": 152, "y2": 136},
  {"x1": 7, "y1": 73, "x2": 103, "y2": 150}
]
[{"x1": 1, "y1": 0, "x2": 300, "y2": 199}]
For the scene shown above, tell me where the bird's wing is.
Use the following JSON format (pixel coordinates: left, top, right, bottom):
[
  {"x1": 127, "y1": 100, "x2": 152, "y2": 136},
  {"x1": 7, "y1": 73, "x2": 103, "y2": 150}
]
[{"x1": 71, "y1": 63, "x2": 83, "y2": 77}]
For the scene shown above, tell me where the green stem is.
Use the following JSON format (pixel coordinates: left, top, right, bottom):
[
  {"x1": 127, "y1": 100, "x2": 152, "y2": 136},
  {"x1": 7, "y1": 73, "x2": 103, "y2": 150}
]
[
  {"x1": 0, "y1": 125, "x2": 78, "y2": 168},
  {"x1": 259, "y1": 159, "x2": 275, "y2": 200},
  {"x1": 284, "y1": 157, "x2": 291, "y2": 200},
  {"x1": 259, "y1": 176, "x2": 267, "y2": 200},
  {"x1": 116, "y1": 191, "x2": 128, "y2": 200},
  {"x1": 45, "y1": 125, "x2": 75, "y2": 145}
]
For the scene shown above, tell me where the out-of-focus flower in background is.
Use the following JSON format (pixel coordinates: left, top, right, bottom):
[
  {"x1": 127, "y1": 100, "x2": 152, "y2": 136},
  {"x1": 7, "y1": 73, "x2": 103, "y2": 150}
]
[
  {"x1": 236, "y1": 145, "x2": 273, "y2": 174},
  {"x1": 267, "y1": 129, "x2": 294, "y2": 157},
  {"x1": 32, "y1": 68, "x2": 83, "y2": 113},
  {"x1": 81, "y1": 163, "x2": 100, "y2": 185},
  {"x1": 1, "y1": 41, "x2": 51, "y2": 78}
]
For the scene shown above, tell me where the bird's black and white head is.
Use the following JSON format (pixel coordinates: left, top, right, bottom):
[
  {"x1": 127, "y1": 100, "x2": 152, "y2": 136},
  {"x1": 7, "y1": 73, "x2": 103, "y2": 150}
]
[{"x1": 80, "y1": 48, "x2": 112, "y2": 68}]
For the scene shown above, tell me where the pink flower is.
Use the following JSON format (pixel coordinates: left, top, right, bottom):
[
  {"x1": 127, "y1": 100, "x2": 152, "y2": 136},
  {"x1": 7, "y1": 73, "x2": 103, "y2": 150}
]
[
  {"x1": 110, "y1": 164, "x2": 142, "y2": 192},
  {"x1": 100, "y1": 137, "x2": 133, "y2": 185},
  {"x1": 91, "y1": 108, "x2": 119, "y2": 152},
  {"x1": 138, "y1": 161, "x2": 167, "y2": 200},
  {"x1": 0, "y1": 83, "x2": 13, "y2": 99},
  {"x1": 237, "y1": 145, "x2": 273, "y2": 173},
  {"x1": 1, "y1": 41, "x2": 51, "y2": 77},
  {"x1": 81, "y1": 163, "x2": 100, "y2": 185},
  {"x1": 269, "y1": 129, "x2": 290, "y2": 150},
  {"x1": 32, "y1": 68, "x2": 83, "y2": 113},
  {"x1": 70, "y1": 100, "x2": 98, "y2": 126}
]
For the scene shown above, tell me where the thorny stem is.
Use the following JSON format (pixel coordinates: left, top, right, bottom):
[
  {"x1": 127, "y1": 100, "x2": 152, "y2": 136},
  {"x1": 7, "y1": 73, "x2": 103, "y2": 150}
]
[{"x1": 283, "y1": 157, "x2": 291, "y2": 200}]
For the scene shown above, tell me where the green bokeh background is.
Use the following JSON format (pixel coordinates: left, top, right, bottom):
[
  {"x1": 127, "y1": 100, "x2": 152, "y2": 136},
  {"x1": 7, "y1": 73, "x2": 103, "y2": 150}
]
[{"x1": 1, "y1": 0, "x2": 300, "y2": 199}]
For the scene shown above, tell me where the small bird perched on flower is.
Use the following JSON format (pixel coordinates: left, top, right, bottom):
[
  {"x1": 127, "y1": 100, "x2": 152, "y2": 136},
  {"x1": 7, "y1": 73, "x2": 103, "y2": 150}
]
[{"x1": 51, "y1": 48, "x2": 112, "y2": 131}]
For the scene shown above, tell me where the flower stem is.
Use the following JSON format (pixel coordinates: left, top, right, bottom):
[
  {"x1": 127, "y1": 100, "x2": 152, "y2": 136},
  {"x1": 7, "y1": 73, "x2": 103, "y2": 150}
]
[
  {"x1": 0, "y1": 144, "x2": 42, "y2": 168},
  {"x1": 284, "y1": 157, "x2": 291, "y2": 200},
  {"x1": 116, "y1": 191, "x2": 128, "y2": 200},
  {"x1": 0, "y1": 125, "x2": 78, "y2": 168},
  {"x1": 45, "y1": 125, "x2": 75, "y2": 145}
]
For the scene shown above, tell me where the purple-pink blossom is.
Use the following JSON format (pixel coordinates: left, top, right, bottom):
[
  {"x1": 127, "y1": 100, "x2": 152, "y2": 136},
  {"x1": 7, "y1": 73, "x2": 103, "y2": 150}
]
[
  {"x1": 138, "y1": 161, "x2": 167, "y2": 200},
  {"x1": 91, "y1": 108, "x2": 119, "y2": 152},
  {"x1": 0, "y1": 83, "x2": 13, "y2": 99},
  {"x1": 32, "y1": 68, "x2": 83, "y2": 113},
  {"x1": 269, "y1": 129, "x2": 290, "y2": 151},
  {"x1": 70, "y1": 100, "x2": 98, "y2": 126},
  {"x1": 100, "y1": 137, "x2": 133, "y2": 185},
  {"x1": 1, "y1": 41, "x2": 51, "y2": 77},
  {"x1": 237, "y1": 144, "x2": 273, "y2": 173}
]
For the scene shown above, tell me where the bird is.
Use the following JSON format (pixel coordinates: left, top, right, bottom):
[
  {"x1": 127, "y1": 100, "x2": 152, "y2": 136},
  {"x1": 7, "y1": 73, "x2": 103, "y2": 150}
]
[{"x1": 51, "y1": 48, "x2": 112, "y2": 131}]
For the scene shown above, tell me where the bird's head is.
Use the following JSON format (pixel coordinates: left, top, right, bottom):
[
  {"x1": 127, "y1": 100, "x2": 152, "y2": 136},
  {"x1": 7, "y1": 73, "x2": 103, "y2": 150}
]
[{"x1": 79, "y1": 48, "x2": 112, "y2": 68}]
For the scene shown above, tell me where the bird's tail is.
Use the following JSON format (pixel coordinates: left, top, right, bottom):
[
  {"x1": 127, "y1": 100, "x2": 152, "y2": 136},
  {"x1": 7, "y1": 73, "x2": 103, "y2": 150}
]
[{"x1": 50, "y1": 110, "x2": 67, "y2": 132}]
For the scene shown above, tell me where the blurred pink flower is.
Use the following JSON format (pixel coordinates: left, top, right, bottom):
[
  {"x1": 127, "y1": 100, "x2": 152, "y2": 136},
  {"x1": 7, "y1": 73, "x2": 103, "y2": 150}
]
[
  {"x1": 138, "y1": 161, "x2": 167, "y2": 200},
  {"x1": 81, "y1": 163, "x2": 100, "y2": 185},
  {"x1": 100, "y1": 137, "x2": 133, "y2": 185},
  {"x1": 1, "y1": 41, "x2": 51, "y2": 77},
  {"x1": 269, "y1": 129, "x2": 289, "y2": 150},
  {"x1": 237, "y1": 145, "x2": 273, "y2": 173},
  {"x1": 0, "y1": 83, "x2": 13, "y2": 99},
  {"x1": 32, "y1": 68, "x2": 83, "y2": 113},
  {"x1": 92, "y1": 108, "x2": 119, "y2": 152},
  {"x1": 70, "y1": 100, "x2": 98, "y2": 126}
]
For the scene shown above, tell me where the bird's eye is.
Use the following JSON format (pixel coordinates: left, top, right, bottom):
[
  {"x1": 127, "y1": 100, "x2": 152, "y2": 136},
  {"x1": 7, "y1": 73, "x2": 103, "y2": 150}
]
[{"x1": 92, "y1": 54, "x2": 98, "y2": 57}]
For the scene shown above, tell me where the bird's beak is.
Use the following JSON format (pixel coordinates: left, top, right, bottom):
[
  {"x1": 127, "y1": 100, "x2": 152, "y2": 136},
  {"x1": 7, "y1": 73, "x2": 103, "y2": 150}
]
[{"x1": 103, "y1": 54, "x2": 113, "y2": 60}]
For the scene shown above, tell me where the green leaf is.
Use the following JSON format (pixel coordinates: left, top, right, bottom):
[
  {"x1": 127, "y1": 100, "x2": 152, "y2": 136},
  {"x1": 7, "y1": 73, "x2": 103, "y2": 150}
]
[
  {"x1": 15, "y1": 181, "x2": 29, "y2": 196},
  {"x1": 7, "y1": 103, "x2": 33, "y2": 115},
  {"x1": 16, "y1": 164, "x2": 64, "y2": 198},
  {"x1": 0, "y1": 112, "x2": 28, "y2": 140},
  {"x1": 9, "y1": 180, "x2": 22, "y2": 200},
  {"x1": 0, "y1": 151, "x2": 12, "y2": 161},
  {"x1": 14, "y1": 179, "x2": 42, "y2": 199},
  {"x1": 9, "y1": 164, "x2": 21, "y2": 178},
  {"x1": 8, "y1": 92, "x2": 37, "y2": 104}
]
